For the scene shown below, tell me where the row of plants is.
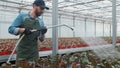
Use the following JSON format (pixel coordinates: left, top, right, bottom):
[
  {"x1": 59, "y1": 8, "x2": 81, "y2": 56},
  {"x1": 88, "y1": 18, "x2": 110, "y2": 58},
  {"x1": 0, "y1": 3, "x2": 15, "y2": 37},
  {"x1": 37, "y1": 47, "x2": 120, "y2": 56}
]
[
  {"x1": 0, "y1": 37, "x2": 120, "y2": 55},
  {"x1": 1, "y1": 46, "x2": 120, "y2": 68}
]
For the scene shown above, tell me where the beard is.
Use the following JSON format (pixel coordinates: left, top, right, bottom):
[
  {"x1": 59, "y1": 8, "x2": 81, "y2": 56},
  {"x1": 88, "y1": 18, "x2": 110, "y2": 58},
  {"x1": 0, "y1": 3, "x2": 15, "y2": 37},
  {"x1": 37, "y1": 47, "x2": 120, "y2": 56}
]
[{"x1": 35, "y1": 9, "x2": 43, "y2": 17}]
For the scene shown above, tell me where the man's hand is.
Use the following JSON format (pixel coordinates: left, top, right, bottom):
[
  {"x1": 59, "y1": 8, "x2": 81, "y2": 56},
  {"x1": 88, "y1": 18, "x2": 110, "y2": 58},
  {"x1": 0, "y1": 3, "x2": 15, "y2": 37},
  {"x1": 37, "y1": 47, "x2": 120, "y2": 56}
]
[
  {"x1": 39, "y1": 34, "x2": 45, "y2": 42},
  {"x1": 41, "y1": 27, "x2": 47, "y2": 34},
  {"x1": 23, "y1": 28, "x2": 32, "y2": 35},
  {"x1": 19, "y1": 28, "x2": 32, "y2": 35}
]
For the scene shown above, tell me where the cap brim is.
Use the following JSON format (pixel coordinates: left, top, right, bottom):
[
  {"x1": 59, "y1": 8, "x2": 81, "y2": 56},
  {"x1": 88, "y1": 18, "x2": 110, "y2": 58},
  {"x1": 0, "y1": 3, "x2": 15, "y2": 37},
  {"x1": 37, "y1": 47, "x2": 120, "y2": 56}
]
[
  {"x1": 41, "y1": 6, "x2": 49, "y2": 10},
  {"x1": 45, "y1": 7, "x2": 49, "y2": 10}
]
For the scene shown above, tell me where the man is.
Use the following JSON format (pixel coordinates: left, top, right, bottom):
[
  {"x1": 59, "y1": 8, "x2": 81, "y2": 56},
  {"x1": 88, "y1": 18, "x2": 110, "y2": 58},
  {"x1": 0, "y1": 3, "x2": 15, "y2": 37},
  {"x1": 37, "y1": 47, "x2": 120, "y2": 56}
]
[{"x1": 8, "y1": 0, "x2": 49, "y2": 66}]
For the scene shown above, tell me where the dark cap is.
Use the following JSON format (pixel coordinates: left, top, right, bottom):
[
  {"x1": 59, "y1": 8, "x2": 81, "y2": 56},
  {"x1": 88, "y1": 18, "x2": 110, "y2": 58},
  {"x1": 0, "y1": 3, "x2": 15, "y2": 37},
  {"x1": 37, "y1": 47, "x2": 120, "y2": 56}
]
[{"x1": 33, "y1": 0, "x2": 49, "y2": 10}]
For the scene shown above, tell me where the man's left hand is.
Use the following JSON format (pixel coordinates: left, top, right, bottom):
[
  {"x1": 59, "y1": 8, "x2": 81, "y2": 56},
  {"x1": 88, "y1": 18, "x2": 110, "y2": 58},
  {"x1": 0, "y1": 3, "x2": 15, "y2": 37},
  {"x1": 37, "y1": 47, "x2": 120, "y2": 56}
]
[{"x1": 41, "y1": 27, "x2": 47, "y2": 34}]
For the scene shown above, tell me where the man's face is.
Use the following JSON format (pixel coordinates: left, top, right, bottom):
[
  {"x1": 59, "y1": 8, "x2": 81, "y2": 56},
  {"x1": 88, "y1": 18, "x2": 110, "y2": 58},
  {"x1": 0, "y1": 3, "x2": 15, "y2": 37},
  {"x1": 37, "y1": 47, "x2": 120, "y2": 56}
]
[{"x1": 35, "y1": 5, "x2": 45, "y2": 17}]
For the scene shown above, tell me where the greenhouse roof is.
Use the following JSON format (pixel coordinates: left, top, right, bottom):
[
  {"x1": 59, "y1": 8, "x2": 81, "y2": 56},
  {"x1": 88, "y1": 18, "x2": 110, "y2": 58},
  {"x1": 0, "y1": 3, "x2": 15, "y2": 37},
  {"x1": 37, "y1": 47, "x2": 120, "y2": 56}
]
[{"x1": 0, "y1": 0, "x2": 119, "y2": 22}]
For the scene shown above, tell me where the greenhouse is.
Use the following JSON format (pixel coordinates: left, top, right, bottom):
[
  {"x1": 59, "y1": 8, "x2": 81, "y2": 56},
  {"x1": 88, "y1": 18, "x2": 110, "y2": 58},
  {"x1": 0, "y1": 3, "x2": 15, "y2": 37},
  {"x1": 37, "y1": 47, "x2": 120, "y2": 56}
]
[{"x1": 0, "y1": 0, "x2": 120, "y2": 68}]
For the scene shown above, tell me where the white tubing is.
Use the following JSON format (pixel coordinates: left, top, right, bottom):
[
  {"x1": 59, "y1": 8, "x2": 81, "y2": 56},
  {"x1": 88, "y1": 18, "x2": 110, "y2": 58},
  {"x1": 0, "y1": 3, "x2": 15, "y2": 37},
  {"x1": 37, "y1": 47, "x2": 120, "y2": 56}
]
[
  {"x1": 6, "y1": 34, "x2": 25, "y2": 64},
  {"x1": 47, "y1": 24, "x2": 74, "y2": 31}
]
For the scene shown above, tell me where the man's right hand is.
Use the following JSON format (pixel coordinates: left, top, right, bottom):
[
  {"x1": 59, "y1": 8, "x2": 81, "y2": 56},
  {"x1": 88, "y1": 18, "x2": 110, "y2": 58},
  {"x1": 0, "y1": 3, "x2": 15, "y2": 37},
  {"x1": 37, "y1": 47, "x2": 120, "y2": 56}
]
[
  {"x1": 23, "y1": 28, "x2": 32, "y2": 35},
  {"x1": 19, "y1": 28, "x2": 32, "y2": 35}
]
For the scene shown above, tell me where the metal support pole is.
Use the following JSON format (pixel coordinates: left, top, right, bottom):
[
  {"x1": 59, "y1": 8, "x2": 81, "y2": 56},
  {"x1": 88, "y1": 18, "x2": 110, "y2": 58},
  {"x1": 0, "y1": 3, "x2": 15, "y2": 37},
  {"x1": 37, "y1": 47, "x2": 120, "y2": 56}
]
[
  {"x1": 0, "y1": 21, "x2": 2, "y2": 38},
  {"x1": 41, "y1": 14, "x2": 44, "y2": 20},
  {"x1": 73, "y1": 16, "x2": 75, "y2": 37},
  {"x1": 110, "y1": 23, "x2": 111, "y2": 37},
  {"x1": 59, "y1": 15, "x2": 61, "y2": 37},
  {"x1": 103, "y1": 21, "x2": 104, "y2": 37},
  {"x1": 94, "y1": 19, "x2": 96, "y2": 37},
  {"x1": 112, "y1": 0, "x2": 117, "y2": 46},
  {"x1": 85, "y1": 18, "x2": 87, "y2": 37},
  {"x1": 52, "y1": 0, "x2": 58, "y2": 56}
]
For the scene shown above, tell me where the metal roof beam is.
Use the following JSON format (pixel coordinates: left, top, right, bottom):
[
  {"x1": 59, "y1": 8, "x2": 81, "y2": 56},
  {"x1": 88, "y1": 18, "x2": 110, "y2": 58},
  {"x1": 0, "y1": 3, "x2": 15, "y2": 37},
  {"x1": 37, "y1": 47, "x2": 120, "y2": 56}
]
[
  {"x1": 0, "y1": 0, "x2": 24, "y2": 5},
  {"x1": 58, "y1": 0, "x2": 102, "y2": 8},
  {"x1": 72, "y1": 3, "x2": 120, "y2": 13},
  {"x1": 0, "y1": 4, "x2": 31, "y2": 10}
]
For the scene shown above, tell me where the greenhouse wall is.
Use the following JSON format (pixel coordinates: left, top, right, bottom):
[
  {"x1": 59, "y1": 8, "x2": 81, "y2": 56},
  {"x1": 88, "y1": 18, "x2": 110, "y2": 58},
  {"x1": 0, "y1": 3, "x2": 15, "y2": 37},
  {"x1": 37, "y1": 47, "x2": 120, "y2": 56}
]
[{"x1": 0, "y1": 11, "x2": 114, "y2": 39}]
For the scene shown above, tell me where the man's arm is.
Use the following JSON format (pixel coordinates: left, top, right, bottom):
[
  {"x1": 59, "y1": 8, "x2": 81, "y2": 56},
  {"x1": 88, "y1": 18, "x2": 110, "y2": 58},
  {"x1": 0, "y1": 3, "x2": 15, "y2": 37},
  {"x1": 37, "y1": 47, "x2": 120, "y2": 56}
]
[
  {"x1": 8, "y1": 14, "x2": 25, "y2": 35},
  {"x1": 38, "y1": 19, "x2": 48, "y2": 42}
]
